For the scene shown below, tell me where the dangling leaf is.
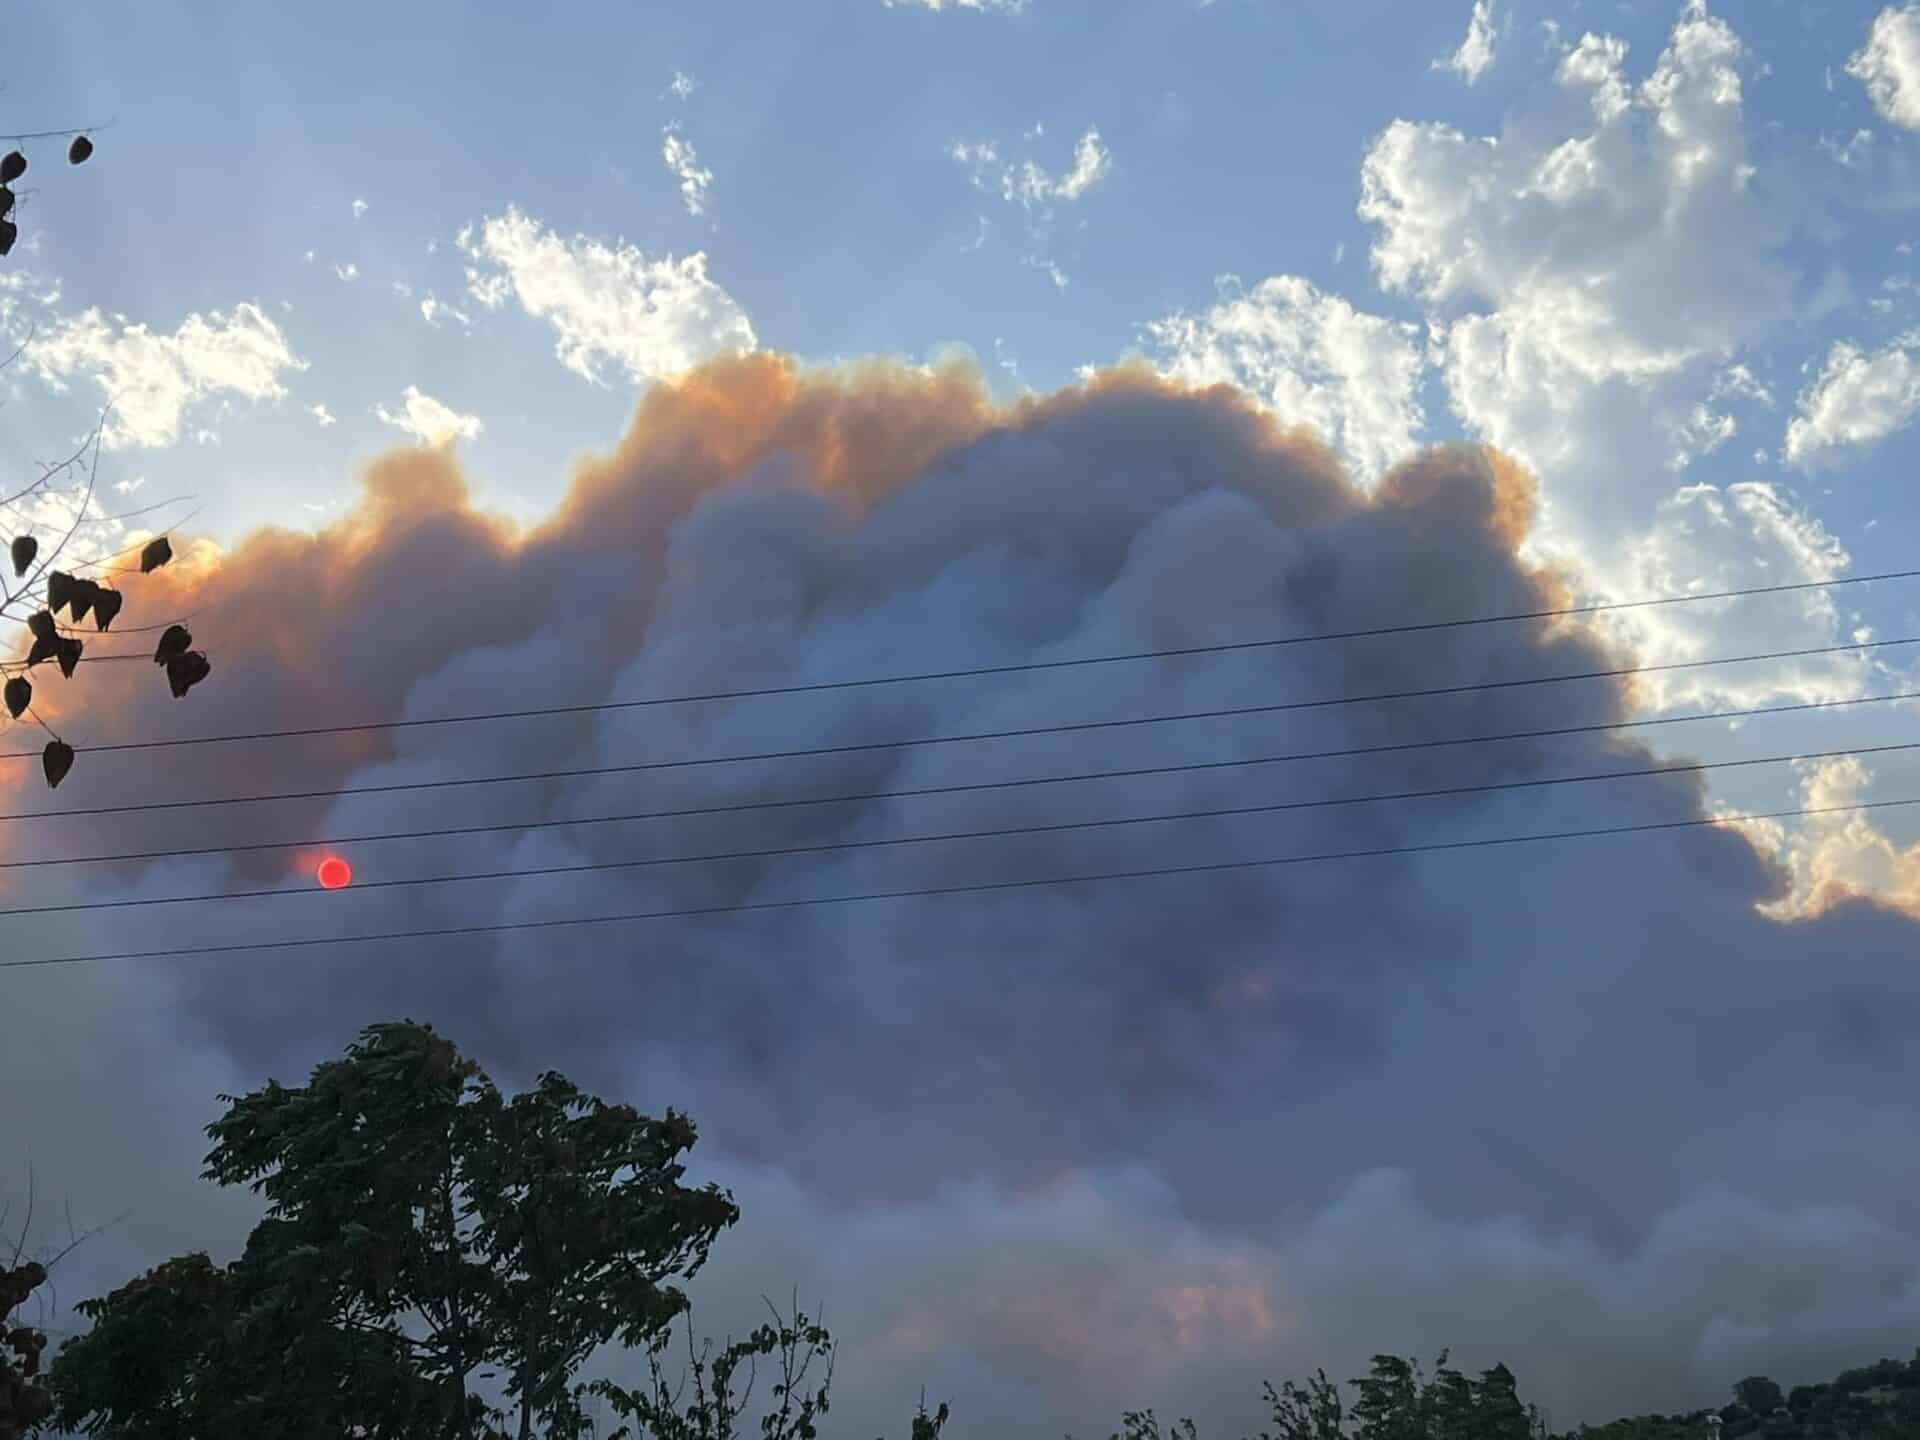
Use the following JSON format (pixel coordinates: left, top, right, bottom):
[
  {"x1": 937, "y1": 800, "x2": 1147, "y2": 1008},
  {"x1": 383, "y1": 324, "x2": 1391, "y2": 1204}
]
[
  {"x1": 0, "y1": 218, "x2": 16, "y2": 259},
  {"x1": 55, "y1": 636, "x2": 82, "y2": 678},
  {"x1": 45, "y1": 571, "x2": 76, "y2": 616},
  {"x1": 67, "y1": 579, "x2": 99, "y2": 625},
  {"x1": 25, "y1": 610, "x2": 56, "y2": 643},
  {"x1": 0, "y1": 151, "x2": 23, "y2": 184},
  {"x1": 0, "y1": 185, "x2": 13, "y2": 219},
  {"x1": 92, "y1": 587, "x2": 124, "y2": 632},
  {"x1": 42, "y1": 740, "x2": 74, "y2": 790},
  {"x1": 9, "y1": 535, "x2": 35, "y2": 577},
  {"x1": 3, "y1": 677, "x2": 28, "y2": 719},
  {"x1": 154, "y1": 624, "x2": 192, "y2": 665},
  {"x1": 70, "y1": 579, "x2": 97, "y2": 619},
  {"x1": 26, "y1": 635, "x2": 56, "y2": 667},
  {"x1": 140, "y1": 536, "x2": 173, "y2": 574},
  {"x1": 165, "y1": 650, "x2": 211, "y2": 698},
  {"x1": 67, "y1": 136, "x2": 93, "y2": 166}
]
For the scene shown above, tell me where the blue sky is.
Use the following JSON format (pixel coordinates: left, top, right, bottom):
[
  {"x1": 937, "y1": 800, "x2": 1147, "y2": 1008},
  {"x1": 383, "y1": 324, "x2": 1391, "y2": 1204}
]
[{"x1": 13, "y1": 1, "x2": 1920, "y2": 1435}]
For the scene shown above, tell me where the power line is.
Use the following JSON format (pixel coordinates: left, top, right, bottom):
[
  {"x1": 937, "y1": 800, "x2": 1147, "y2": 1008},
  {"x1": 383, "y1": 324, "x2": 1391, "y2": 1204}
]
[
  {"x1": 5, "y1": 793, "x2": 1914, "y2": 971},
  {"x1": 6, "y1": 635, "x2": 1917, "y2": 824},
  {"x1": 7, "y1": 685, "x2": 1920, "y2": 873},
  {"x1": 4, "y1": 738, "x2": 1916, "y2": 919},
  {"x1": 5, "y1": 569, "x2": 1919, "y2": 762}
]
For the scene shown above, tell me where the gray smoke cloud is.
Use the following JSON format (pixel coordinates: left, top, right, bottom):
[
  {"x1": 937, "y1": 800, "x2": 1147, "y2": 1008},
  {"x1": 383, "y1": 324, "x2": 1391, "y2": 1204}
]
[{"x1": 4, "y1": 354, "x2": 1919, "y2": 1437}]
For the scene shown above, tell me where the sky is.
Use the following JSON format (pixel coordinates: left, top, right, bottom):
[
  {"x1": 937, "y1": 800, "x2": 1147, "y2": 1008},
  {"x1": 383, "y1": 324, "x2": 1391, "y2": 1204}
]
[{"x1": 8, "y1": 0, "x2": 1920, "y2": 1434}]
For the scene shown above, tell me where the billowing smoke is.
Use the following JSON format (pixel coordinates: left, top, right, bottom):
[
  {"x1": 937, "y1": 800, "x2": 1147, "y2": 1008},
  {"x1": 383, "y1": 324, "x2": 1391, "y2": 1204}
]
[{"x1": 5, "y1": 354, "x2": 1920, "y2": 1438}]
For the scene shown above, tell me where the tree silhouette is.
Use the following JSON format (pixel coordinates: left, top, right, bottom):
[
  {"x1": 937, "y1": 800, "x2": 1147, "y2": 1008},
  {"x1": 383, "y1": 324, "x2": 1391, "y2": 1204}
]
[{"x1": 0, "y1": 1169, "x2": 124, "y2": 1440}]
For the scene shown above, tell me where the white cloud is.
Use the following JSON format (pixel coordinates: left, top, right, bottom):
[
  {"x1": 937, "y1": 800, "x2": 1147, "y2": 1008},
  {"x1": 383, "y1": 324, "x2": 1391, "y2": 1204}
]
[
  {"x1": 1433, "y1": 1, "x2": 1499, "y2": 85},
  {"x1": 419, "y1": 293, "x2": 472, "y2": 330},
  {"x1": 308, "y1": 402, "x2": 336, "y2": 428},
  {"x1": 955, "y1": 127, "x2": 1111, "y2": 211},
  {"x1": 373, "y1": 385, "x2": 484, "y2": 447},
  {"x1": 351, "y1": 197, "x2": 369, "y2": 220},
  {"x1": 1616, "y1": 480, "x2": 1866, "y2": 709},
  {"x1": 334, "y1": 262, "x2": 359, "y2": 282},
  {"x1": 949, "y1": 126, "x2": 1111, "y2": 287},
  {"x1": 665, "y1": 69, "x2": 698, "y2": 101},
  {"x1": 1847, "y1": 5, "x2": 1920, "y2": 130},
  {"x1": 455, "y1": 208, "x2": 755, "y2": 386},
  {"x1": 21, "y1": 301, "x2": 306, "y2": 449},
  {"x1": 1783, "y1": 333, "x2": 1920, "y2": 468},
  {"x1": 1356, "y1": 1, "x2": 1858, "y2": 709},
  {"x1": 1144, "y1": 273, "x2": 1427, "y2": 484},
  {"x1": 662, "y1": 123, "x2": 714, "y2": 216}
]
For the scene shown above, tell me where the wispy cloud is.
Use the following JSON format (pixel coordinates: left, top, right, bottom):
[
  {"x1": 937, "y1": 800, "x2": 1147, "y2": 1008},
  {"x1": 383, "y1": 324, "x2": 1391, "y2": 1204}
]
[
  {"x1": 20, "y1": 301, "x2": 306, "y2": 449},
  {"x1": 455, "y1": 208, "x2": 755, "y2": 385},
  {"x1": 662, "y1": 123, "x2": 714, "y2": 217},
  {"x1": 1847, "y1": 4, "x2": 1920, "y2": 129},
  {"x1": 1783, "y1": 331, "x2": 1920, "y2": 468},
  {"x1": 949, "y1": 125, "x2": 1112, "y2": 287},
  {"x1": 1432, "y1": 0, "x2": 1499, "y2": 84},
  {"x1": 373, "y1": 384, "x2": 483, "y2": 446}
]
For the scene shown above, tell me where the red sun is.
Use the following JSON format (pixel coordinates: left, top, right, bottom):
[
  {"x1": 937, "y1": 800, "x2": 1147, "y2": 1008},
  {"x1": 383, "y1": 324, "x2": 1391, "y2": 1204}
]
[{"x1": 316, "y1": 856, "x2": 353, "y2": 890}]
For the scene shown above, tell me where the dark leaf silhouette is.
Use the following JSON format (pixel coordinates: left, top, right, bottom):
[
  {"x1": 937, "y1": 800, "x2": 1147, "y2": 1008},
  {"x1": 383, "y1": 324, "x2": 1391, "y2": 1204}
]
[
  {"x1": 55, "y1": 635, "x2": 82, "y2": 678},
  {"x1": 0, "y1": 218, "x2": 16, "y2": 259},
  {"x1": 0, "y1": 150, "x2": 23, "y2": 184},
  {"x1": 68, "y1": 135, "x2": 93, "y2": 165},
  {"x1": 42, "y1": 739, "x2": 74, "y2": 789},
  {"x1": 0, "y1": 185, "x2": 13, "y2": 219},
  {"x1": 3, "y1": 677, "x2": 27, "y2": 719},
  {"x1": 153, "y1": 624, "x2": 192, "y2": 665},
  {"x1": 45, "y1": 570, "x2": 76, "y2": 616},
  {"x1": 25, "y1": 635, "x2": 57, "y2": 668},
  {"x1": 9, "y1": 535, "x2": 35, "y2": 577},
  {"x1": 26, "y1": 610, "x2": 56, "y2": 644},
  {"x1": 166, "y1": 650, "x2": 210, "y2": 698},
  {"x1": 140, "y1": 536, "x2": 173, "y2": 573},
  {"x1": 67, "y1": 579, "x2": 99, "y2": 625},
  {"x1": 91, "y1": 587, "x2": 124, "y2": 631}
]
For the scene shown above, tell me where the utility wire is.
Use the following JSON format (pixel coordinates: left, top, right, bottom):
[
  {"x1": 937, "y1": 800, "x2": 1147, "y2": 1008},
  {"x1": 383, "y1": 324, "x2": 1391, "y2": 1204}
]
[
  {"x1": 3, "y1": 738, "x2": 1915, "y2": 919},
  {"x1": 6, "y1": 685, "x2": 1919, "y2": 872},
  {"x1": 6, "y1": 635, "x2": 1918, "y2": 824},
  {"x1": 5, "y1": 794, "x2": 1914, "y2": 971},
  {"x1": 5, "y1": 568, "x2": 1919, "y2": 761}
]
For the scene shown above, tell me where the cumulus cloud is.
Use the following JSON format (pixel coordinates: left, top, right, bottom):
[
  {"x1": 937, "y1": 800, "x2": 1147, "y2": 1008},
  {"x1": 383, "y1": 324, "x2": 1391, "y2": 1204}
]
[
  {"x1": 1783, "y1": 332, "x2": 1920, "y2": 468},
  {"x1": 1433, "y1": 0, "x2": 1499, "y2": 84},
  {"x1": 18, "y1": 300, "x2": 306, "y2": 449},
  {"x1": 373, "y1": 384, "x2": 484, "y2": 446},
  {"x1": 1143, "y1": 273, "x2": 1427, "y2": 484},
  {"x1": 9, "y1": 356, "x2": 1920, "y2": 1439},
  {"x1": 1355, "y1": 1, "x2": 1859, "y2": 709},
  {"x1": 456, "y1": 207, "x2": 756, "y2": 385},
  {"x1": 1847, "y1": 5, "x2": 1920, "y2": 130},
  {"x1": 662, "y1": 123, "x2": 714, "y2": 217},
  {"x1": 309, "y1": 402, "x2": 337, "y2": 427}
]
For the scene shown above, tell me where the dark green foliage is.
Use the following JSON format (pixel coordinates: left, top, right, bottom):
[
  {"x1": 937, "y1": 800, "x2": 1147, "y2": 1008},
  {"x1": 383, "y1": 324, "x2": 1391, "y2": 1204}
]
[
  {"x1": 54, "y1": 1021, "x2": 742, "y2": 1440},
  {"x1": 1, "y1": 1262, "x2": 53, "y2": 1440},
  {"x1": 588, "y1": 1299, "x2": 856, "y2": 1440}
]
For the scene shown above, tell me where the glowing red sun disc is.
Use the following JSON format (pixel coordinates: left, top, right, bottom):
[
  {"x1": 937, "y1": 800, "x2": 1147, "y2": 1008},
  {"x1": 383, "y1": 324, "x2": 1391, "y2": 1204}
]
[{"x1": 316, "y1": 856, "x2": 353, "y2": 890}]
